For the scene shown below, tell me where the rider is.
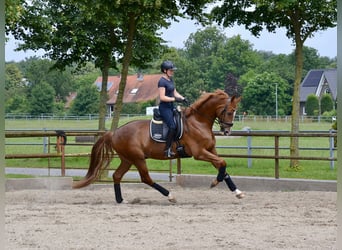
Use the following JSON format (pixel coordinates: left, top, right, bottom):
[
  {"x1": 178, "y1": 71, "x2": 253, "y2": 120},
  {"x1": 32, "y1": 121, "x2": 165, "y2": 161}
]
[{"x1": 158, "y1": 60, "x2": 186, "y2": 158}]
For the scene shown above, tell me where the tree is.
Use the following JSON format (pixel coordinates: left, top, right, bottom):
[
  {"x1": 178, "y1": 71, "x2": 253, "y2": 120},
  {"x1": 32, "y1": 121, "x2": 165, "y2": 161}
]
[
  {"x1": 211, "y1": 0, "x2": 337, "y2": 168},
  {"x1": 305, "y1": 94, "x2": 319, "y2": 116},
  {"x1": 5, "y1": 63, "x2": 28, "y2": 113},
  {"x1": 18, "y1": 57, "x2": 75, "y2": 101},
  {"x1": 69, "y1": 85, "x2": 99, "y2": 116},
  {"x1": 29, "y1": 81, "x2": 55, "y2": 115},
  {"x1": 8, "y1": 0, "x2": 211, "y2": 131},
  {"x1": 5, "y1": 63, "x2": 23, "y2": 99},
  {"x1": 5, "y1": 0, "x2": 24, "y2": 37},
  {"x1": 176, "y1": 27, "x2": 263, "y2": 100},
  {"x1": 240, "y1": 72, "x2": 290, "y2": 115}
]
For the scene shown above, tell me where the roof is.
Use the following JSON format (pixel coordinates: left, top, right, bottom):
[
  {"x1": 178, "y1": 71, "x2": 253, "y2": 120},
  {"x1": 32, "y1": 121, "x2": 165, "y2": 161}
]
[
  {"x1": 300, "y1": 68, "x2": 337, "y2": 102},
  {"x1": 94, "y1": 73, "x2": 163, "y2": 105}
]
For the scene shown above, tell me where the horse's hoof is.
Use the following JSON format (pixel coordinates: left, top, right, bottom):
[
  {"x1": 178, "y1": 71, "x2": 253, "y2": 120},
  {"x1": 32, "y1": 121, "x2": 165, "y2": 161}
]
[
  {"x1": 236, "y1": 192, "x2": 245, "y2": 199},
  {"x1": 210, "y1": 179, "x2": 219, "y2": 188},
  {"x1": 117, "y1": 199, "x2": 129, "y2": 204},
  {"x1": 168, "y1": 193, "x2": 177, "y2": 203}
]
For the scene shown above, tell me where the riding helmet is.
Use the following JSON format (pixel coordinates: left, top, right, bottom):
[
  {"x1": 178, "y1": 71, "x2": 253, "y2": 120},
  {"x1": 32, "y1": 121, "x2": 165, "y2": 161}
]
[{"x1": 161, "y1": 60, "x2": 177, "y2": 73}]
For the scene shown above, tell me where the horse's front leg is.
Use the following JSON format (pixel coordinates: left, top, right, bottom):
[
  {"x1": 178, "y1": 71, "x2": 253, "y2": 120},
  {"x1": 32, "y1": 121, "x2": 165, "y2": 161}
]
[
  {"x1": 194, "y1": 149, "x2": 245, "y2": 199},
  {"x1": 211, "y1": 170, "x2": 245, "y2": 199}
]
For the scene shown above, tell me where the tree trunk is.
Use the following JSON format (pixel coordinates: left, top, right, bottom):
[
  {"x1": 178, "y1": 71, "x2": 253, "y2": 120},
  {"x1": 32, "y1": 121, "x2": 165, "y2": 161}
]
[
  {"x1": 111, "y1": 13, "x2": 136, "y2": 131},
  {"x1": 290, "y1": 32, "x2": 304, "y2": 168},
  {"x1": 98, "y1": 58, "x2": 110, "y2": 131}
]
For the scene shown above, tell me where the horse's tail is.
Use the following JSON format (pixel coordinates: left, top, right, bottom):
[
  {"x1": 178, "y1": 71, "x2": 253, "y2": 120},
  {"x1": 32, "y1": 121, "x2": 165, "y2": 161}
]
[{"x1": 72, "y1": 131, "x2": 115, "y2": 189}]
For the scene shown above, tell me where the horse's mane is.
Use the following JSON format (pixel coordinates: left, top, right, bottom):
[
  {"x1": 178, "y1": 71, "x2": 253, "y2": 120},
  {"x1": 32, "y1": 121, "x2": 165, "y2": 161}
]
[
  {"x1": 190, "y1": 89, "x2": 227, "y2": 110},
  {"x1": 184, "y1": 89, "x2": 228, "y2": 116}
]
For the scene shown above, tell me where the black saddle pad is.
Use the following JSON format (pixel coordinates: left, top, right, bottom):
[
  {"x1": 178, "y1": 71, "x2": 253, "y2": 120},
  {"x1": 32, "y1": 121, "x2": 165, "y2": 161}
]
[{"x1": 149, "y1": 108, "x2": 183, "y2": 142}]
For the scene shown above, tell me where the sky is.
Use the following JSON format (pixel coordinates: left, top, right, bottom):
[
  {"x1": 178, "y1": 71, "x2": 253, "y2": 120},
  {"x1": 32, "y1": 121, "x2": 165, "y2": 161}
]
[
  {"x1": 160, "y1": 19, "x2": 337, "y2": 58},
  {"x1": 5, "y1": 18, "x2": 337, "y2": 62}
]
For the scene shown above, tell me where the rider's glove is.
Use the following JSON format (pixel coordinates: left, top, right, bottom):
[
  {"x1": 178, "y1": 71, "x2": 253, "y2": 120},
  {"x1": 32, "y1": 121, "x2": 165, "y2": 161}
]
[{"x1": 182, "y1": 98, "x2": 189, "y2": 105}]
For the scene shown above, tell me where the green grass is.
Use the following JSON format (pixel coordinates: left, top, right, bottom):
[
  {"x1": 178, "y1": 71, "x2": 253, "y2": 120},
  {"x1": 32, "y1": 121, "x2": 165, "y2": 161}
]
[
  {"x1": 5, "y1": 117, "x2": 337, "y2": 180},
  {"x1": 6, "y1": 174, "x2": 35, "y2": 178}
]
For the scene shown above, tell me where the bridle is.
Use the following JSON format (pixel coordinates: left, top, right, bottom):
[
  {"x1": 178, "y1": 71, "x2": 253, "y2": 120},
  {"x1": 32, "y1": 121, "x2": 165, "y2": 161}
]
[
  {"x1": 186, "y1": 97, "x2": 235, "y2": 129},
  {"x1": 216, "y1": 97, "x2": 235, "y2": 129}
]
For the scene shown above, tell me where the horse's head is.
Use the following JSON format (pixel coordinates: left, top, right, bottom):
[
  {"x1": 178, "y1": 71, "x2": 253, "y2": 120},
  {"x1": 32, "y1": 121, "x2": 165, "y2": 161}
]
[{"x1": 217, "y1": 95, "x2": 241, "y2": 135}]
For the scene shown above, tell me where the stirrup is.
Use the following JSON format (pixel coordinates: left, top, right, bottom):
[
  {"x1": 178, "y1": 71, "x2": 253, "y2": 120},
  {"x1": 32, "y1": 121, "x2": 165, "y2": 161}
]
[{"x1": 164, "y1": 148, "x2": 175, "y2": 158}]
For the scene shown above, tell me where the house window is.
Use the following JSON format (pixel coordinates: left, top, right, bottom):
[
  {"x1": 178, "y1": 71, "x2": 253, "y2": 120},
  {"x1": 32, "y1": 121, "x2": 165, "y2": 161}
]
[
  {"x1": 324, "y1": 87, "x2": 331, "y2": 94},
  {"x1": 95, "y1": 81, "x2": 113, "y2": 91},
  {"x1": 130, "y1": 88, "x2": 138, "y2": 94}
]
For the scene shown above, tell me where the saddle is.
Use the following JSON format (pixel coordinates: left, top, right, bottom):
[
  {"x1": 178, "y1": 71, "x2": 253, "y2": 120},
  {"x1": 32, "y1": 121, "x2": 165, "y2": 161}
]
[{"x1": 149, "y1": 108, "x2": 183, "y2": 143}]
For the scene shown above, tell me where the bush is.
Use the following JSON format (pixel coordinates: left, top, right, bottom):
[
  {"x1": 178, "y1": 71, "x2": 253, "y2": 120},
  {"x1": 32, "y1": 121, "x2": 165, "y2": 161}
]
[
  {"x1": 320, "y1": 94, "x2": 334, "y2": 113},
  {"x1": 305, "y1": 94, "x2": 319, "y2": 116}
]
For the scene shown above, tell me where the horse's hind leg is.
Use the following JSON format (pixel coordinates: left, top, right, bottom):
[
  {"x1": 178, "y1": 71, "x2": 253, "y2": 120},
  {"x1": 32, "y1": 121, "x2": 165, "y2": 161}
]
[
  {"x1": 135, "y1": 159, "x2": 176, "y2": 203},
  {"x1": 113, "y1": 160, "x2": 131, "y2": 203}
]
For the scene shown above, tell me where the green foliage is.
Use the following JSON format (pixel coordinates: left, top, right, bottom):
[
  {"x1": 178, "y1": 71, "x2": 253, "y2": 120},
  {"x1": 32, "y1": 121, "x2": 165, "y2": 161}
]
[
  {"x1": 121, "y1": 100, "x2": 155, "y2": 114},
  {"x1": 305, "y1": 94, "x2": 319, "y2": 116},
  {"x1": 240, "y1": 72, "x2": 291, "y2": 115},
  {"x1": 19, "y1": 58, "x2": 75, "y2": 101},
  {"x1": 322, "y1": 109, "x2": 336, "y2": 118},
  {"x1": 211, "y1": 0, "x2": 337, "y2": 167},
  {"x1": 5, "y1": 0, "x2": 24, "y2": 33},
  {"x1": 175, "y1": 27, "x2": 264, "y2": 102},
  {"x1": 69, "y1": 85, "x2": 99, "y2": 115},
  {"x1": 5, "y1": 63, "x2": 29, "y2": 113},
  {"x1": 5, "y1": 95, "x2": 29, "y2": 114},
  {"x1": 29, "y1": 81, "x2": 56, "y2": 115},
  {"x1": 320, "y1": 93, "x2": 334, "y2": 113},
  {"x1": 5, "y1": 63, "x2": 23, "y2": 93}
]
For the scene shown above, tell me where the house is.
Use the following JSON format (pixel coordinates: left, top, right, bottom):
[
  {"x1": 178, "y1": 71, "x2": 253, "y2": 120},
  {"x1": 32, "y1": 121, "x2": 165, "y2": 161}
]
[
  {"x1": 299, "y1": 68, "x2": 337, "y2": 115},
  {"x1": 94, "y1": 73, "x2": 163, "y2": 114}
]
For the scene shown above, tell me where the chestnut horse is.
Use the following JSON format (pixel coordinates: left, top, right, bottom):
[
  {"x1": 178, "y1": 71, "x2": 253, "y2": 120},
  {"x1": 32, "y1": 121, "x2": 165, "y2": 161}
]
[{"x1": 73, "y1": 89, "x2": 244, "y2": 203}]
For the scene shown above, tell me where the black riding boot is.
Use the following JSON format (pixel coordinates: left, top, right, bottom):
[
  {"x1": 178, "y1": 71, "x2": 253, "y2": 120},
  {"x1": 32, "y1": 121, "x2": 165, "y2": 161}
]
[{"x1": 165, "y1": 128, "x2": 176, "y2": 158}]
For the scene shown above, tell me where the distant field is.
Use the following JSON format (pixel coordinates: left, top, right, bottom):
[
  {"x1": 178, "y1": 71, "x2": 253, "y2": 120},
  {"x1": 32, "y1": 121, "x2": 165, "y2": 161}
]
[{"x1": 5, "y1": 117, "x2": 337, "y2": 181}]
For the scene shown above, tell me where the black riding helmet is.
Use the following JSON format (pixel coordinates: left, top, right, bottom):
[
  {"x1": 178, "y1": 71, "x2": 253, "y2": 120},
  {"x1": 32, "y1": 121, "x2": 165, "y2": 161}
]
[{"x1": 160, "y1": 60, "x2": 177, "y2": 73}]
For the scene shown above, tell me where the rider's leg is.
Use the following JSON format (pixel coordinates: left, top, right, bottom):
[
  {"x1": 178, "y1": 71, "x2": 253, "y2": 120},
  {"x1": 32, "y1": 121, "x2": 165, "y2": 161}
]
[
  {"x1": 159, "y1": 107, "x2": 177, "y2": 158},
  {"x1": 164, "y1": 128, "x2": 176, "y2": 157}
]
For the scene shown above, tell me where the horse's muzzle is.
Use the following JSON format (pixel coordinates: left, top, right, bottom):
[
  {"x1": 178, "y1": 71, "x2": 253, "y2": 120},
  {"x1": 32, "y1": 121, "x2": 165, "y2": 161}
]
[{"x1": 220, "y1": 123, "x2": 233, "y2": 136}]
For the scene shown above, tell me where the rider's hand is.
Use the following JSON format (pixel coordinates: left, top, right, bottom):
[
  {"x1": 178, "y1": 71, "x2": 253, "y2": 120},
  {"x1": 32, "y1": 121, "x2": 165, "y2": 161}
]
[
  {"x1": 182, "y1": 98, "x2": 189, "y2": 105},
  {"x1": 175, "y1": 97, "x2": 184, "y2": 102}
]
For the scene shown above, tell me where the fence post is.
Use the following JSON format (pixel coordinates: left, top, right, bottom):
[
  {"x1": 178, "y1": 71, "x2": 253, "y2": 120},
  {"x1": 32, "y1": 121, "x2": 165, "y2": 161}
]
[
  {"x1": 56, "y1": 130, "x2": 67, "y2": 176},
  {"x1": 275, "y1": 135, "x2": 280, "y2": 179},
  {"x1": 247, "y1": 128, "x2": 252, "y2": 168},
  {"x1": 176, "y1": 158, "x2": 181, "y2": 175},
  {"x1": 329, "y1": 129, "x2": 335, "y2": 170},
  {"x1": 43, "y1": 128, "x2": 48, "y2": 153}
]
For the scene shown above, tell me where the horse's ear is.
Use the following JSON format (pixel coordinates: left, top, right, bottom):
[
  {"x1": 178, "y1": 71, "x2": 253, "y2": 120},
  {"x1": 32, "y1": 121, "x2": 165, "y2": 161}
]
[
  {"x1": 225, "y1": 84, "x2": 243, "y2": 97},
  {"x1": 232, "y1": 95, "x2": 242, "y2": 104}
]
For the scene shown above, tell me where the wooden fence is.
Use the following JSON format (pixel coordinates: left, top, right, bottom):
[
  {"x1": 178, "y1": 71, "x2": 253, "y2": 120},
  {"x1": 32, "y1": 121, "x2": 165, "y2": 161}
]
[{"x1": 5, "y1": 129, "x2": 337, "y2": 180}]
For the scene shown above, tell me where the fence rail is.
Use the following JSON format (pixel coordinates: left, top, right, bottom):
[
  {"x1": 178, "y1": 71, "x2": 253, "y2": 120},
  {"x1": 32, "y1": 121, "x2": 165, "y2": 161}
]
[
  {"x1": 5, "y1": 129, "x2": 337, "y2": 180},
  {"x1": 5, "y1": 113, "x2": 337, "y2": 123}
]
